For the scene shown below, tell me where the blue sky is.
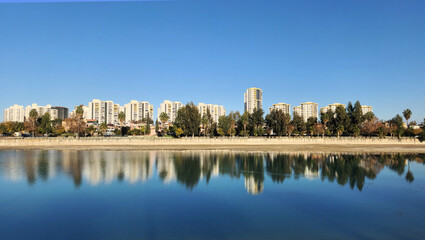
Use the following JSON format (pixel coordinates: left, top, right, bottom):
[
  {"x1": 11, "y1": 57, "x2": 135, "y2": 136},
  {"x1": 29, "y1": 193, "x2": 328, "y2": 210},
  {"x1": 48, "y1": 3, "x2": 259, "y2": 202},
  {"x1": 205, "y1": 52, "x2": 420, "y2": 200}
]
[{"x1": 1, "y1": 0, "x2": 424, "y2": 122}]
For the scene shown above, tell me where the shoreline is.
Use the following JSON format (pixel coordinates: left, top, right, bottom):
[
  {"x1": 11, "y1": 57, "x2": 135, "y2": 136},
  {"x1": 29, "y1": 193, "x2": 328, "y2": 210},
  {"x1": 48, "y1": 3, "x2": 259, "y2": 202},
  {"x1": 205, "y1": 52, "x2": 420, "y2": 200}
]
[{"x1": 0, "y1": 137, "x2": 424, "y2": 153}]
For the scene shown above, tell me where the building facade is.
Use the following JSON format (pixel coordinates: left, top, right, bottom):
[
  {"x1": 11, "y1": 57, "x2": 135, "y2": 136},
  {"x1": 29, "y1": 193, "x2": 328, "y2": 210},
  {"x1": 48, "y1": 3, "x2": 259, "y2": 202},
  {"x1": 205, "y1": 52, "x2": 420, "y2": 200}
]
[
  {"x1": 361, "y1": 105, "x2": 373, "y2": 114},
  {"x1": 269, "y1": 103, "x2": 291, "y2": 115},
  {"x1": 124, "y1": 100, "x2": 154, "y2": 124},
  {"x1": 244, "y1": 87, "x2": 262, "y2": 114},
  {"x1": 86, "y1": 99, "x2": 123, "y2": 125},
  {"x1": 3, "y1": 104, "x2": 25, "y2": 122},
  {"x1": 24, "y1": 104, "x2": 59, "y2": 121},
  {"x1": 157, "y1": 100, "x2": 183, "y2": 123},
  {"x1": 197, "y1": 103, "x2": 226, "y2": 123},
  {"x1": 320, "y1": 103, "x2": 346, "y2": 113},
  {"x1": 293, "y1": 102, "x2": 318, "y2": 122},
  {"x1": 51, "y1": 106, "x2": 69, "y2": 119}
]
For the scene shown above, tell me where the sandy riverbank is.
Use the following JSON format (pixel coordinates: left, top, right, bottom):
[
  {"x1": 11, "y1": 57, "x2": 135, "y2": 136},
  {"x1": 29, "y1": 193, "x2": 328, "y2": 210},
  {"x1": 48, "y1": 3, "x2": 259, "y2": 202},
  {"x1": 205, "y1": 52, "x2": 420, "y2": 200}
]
[{"x1": 0, "y1": 137, "x2": 424, "y2": 153}]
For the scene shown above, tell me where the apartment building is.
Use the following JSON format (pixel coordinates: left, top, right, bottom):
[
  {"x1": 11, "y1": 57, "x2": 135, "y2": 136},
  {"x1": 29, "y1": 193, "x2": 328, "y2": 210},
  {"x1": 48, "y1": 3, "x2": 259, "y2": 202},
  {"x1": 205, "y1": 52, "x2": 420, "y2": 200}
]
[
  {"x1": 269, "y1": 103, "x2": 291, "y2": 115},
  {"x1": 361, "y1": 105, "x2": 373, "y2": 114},
  {"x1": 157, "y1": 100, "x2": 183, "y2": 123},
  {"x1": 86, "y1": 99, "x2": 123, "y2": 125},
  {"x1": 124, "y1": 100, "x2": 154, "y2": 123},
  {"x1": 293, "y1": 102, "x2": 318, "y2": 122},
  {"x1": 320, "y1": 103, "x2": 346, "y2": 113},
  {"x1": 244, "y1": 87, "x2": 262, "y2": 114},
  {"x1": 292, "y1": 106, "x2": 301, "y2": 117},
  {"x1": 3, "y1": 104, "x2": 25, "y2": 122},
  {"x1": 24, "y1": 104, "x2": 60, "y2": 121},
  {"x1": 198, "y1": 103, "x2": 226, "y2": 123}
]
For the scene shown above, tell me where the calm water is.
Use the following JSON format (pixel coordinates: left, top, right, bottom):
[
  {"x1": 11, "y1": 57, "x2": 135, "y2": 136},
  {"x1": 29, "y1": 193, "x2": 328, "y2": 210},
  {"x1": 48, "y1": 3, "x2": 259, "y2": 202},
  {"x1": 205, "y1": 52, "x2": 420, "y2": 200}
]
[{"x1": 0, "y1": 150, "x2": 425, "y2": 240}]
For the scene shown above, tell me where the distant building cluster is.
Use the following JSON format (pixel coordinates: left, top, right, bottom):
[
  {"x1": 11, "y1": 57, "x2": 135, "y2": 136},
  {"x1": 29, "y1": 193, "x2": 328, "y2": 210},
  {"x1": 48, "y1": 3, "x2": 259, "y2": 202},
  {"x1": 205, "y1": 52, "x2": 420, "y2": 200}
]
[
  {"x1": 3, "y1": 104, "x2": 68, "y2": 122},
  {"x1": 3, "y1": 87, "x2": 374, "y2": 124}
]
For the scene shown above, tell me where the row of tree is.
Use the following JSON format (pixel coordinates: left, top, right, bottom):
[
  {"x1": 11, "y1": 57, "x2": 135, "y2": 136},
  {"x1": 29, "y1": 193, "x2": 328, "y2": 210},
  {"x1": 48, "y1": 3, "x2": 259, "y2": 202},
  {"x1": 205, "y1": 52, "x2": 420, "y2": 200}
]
[{"x1": 155, "y1": 101, "x2": 425, "y2": 140}]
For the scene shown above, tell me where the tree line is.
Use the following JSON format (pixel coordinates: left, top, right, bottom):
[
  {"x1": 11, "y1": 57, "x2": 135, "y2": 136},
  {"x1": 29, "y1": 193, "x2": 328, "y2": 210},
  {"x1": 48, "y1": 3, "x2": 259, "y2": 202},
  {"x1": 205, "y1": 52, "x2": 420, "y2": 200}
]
[{"x1": 156, "y1": 101, "x2": 425, "y2": 141}]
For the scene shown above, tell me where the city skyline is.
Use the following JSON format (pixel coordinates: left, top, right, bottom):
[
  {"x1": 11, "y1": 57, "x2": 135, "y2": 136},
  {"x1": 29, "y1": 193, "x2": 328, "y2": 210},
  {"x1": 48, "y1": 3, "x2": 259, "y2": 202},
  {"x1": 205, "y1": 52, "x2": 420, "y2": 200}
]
[{"x1": 1, "y1": 1, "x2": 424, "y2": 122}]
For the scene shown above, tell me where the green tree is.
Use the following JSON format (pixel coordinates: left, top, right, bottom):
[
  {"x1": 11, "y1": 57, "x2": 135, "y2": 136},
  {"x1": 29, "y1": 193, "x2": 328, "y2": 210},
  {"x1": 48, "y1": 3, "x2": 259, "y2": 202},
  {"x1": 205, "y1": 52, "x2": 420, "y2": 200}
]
[
  {"x1": 265, "y1": 110, "x2": 290, "y2": 136},
  {"x1": 39, "y1": 112, "x2": 52, "y2": 135},
  {"x1": 201, "y1": 109, "x2": 213, "y2": 137},
  {"x1": 26, "y1": 109, "x2": 39, "y2": 136},
  {"x1": 320, "y1": 110, "x2": 332, "y2": 137},
  {"x1": 390, "y1": 114, "x2": 405, "y2": 138},
  {"x1": 174, "y1": 102, "x2": 201, "y2": 137},
  {"x1": 306, "y1": 117, "x2": 317, "y2": 136},
  {"x1": 249, "y1": 108, "x2": 264, "y2": 136},
  {"x1": 291, "y1": 113, "x2": 305, "y2": 136},
  {"x1": 99, "y1": 123, "x2": 108, "y2": 136},
  {"x1": 240, "y1": 112, "x2": 250, "y2": 137},
  {"x1": 159, "y1": 112, "x2": 169, "y2": 134},
  {"x1": 403, "y1": 109, "x2": 412, "y2": 127}
]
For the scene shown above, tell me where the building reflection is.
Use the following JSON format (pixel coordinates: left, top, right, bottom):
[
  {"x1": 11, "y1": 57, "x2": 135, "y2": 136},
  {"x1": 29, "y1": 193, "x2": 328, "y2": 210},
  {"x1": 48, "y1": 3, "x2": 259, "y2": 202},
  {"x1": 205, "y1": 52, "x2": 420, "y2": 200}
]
[{"x1": 0, "y1": 150, "x2": 424, "y2": 194}]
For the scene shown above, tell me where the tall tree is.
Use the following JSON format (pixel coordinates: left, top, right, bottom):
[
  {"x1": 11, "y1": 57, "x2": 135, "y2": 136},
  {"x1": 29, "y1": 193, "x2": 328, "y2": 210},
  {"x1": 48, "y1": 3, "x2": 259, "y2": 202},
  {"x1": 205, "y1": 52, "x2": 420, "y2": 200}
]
[
  {"x1": 403, "y1": 109, "x2": 412, "y2": 127},
  {"x1": 239, "y1": 112, "x2": 250, "y2": 137},
  {"x1": 26, "y1": 109, "x2": 39, "y2": 137},
  {"x1": 291, "y1": 113, "x2": 305, "y2": 136},
  {"x1": 159, "y1": 112, "x2": 169, "y2": 133},
  {"x1": 175, "y1": 102, "x2": 201, "y2": 137},
  {"x1": 265, "y1": 109, "x2": 290, "y2": 136},
  {"x1": 39, "y1": 112, "x2": 52, "y2": 135},
  {"x1": 249, "y1": 108, "x2": 265, "y2": 136},
  {"x1": 118, "y1": 111, "x2": 125, "y2": 136}
]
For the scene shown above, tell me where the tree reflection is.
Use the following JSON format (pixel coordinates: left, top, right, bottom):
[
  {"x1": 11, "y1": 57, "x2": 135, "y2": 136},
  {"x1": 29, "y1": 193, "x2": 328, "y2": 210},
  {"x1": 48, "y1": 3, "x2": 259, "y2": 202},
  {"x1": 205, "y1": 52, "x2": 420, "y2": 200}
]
[{"x1": 1, "y1": 150, "x2": 423, "y2": 193}]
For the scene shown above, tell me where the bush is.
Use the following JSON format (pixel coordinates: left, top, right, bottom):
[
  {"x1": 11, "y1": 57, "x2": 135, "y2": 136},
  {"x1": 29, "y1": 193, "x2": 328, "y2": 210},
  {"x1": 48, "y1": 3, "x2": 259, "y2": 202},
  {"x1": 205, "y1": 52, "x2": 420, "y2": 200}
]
[{"x1": 419, "y1": 131, "x2": 425, "y2": 142}]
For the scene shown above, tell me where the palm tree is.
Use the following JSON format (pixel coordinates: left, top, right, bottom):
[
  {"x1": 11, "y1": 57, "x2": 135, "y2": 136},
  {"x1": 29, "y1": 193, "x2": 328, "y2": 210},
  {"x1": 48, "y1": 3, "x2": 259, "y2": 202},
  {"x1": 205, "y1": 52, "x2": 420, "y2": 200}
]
[
  {"x1": 241, "y1": 112, "x2": 249, "y2": 137},
  {"x1": 118, "y1": 111, "x2": 125, "y2": 136},
  {"x1": 99, "y1": 123, "x2": 108, "y2": 136},
  {"x1": 159, "y1": 112, "x2": 169, "y2": 134},
  {"x1": 405, "y1": 159, "x2": 414, "y2": 183},
  {"x1": 403, "y1": 109, "x2": 412, "y2": 128}
]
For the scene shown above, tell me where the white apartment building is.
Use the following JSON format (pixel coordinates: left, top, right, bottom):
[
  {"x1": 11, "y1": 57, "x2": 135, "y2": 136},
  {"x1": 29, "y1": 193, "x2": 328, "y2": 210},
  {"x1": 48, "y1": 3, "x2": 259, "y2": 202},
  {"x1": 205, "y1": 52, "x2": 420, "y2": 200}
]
[
  {"x1": 86, "y1": 99, "x2": 123, "y2": 125},
  {"x1": 3, "y1": 104, "x2": 25, "y2": 122},
  {"x1": 293, "y1": 106, "x2": 301, "y2": 117},
  {"x1": 197, "y1": 103, "x2": 226, "y2": 123},
  {"x1": 320, "y1": 103, "x2": 346, "y2": 113},
  {"x1": 24, "y1": 104, "x2": 59, "y2": 121},
  {"x1": 293, "y1": 102, "x2": 318, "y2": 122},
  {"x1": 269, "y1": 103, "x2": 291, "y2": 115},
  {"x1": 157, "y1": 100, "x2": 183, "y2": 123},
  {"x1": 244, "y1": 87, "x2": 262, "y2": 114},
  {"x1": 361, "y1": 105, "x2": 373, "y2": 114},
  {"x1": 124, "y1": 100, "x2": 154, "y2": 124}
]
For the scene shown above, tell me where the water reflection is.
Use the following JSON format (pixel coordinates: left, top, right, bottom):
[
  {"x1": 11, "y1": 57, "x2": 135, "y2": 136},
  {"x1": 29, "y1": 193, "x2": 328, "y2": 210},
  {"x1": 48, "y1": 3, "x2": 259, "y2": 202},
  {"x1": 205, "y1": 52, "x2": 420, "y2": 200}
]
[{"x1": 0, "y1": 150, "x2": 424, "y2": 194}]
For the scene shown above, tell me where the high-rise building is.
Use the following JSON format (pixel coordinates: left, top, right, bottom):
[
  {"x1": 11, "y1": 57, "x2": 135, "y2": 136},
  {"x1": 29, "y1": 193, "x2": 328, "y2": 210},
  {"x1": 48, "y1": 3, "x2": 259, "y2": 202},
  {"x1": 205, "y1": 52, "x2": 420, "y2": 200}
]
[
  {"x1": 197, "y1": 103, "x2": 226, "y2": 123},
  {"x1": 3, "y1": 104, "x2": 25, "y2": 122},
  {"x1": 24, "y1": 104, "x2": 59, "y2": 121},
  {"x1": 320, "y1": 103, "x2": 345, "y2": 113},
  {"x1": 51, "y1": 106, "x2": 69, "y2": 119},
  {"x1": 269, "y1": 103, "x2": 291, "y2": 115},
  {"x1": 124, "y1": 100, "x2": 154, "y2": 124},
  {"x1": 244, "y1": 87, "x2": 262, "y2": 114},
  {"x1": 361, "y1": 105, "x2": 373, "y2": 114},
  {"x1": 87, "y1": 99, "x2": 123, "y2": 125},
  {"x1": 158, "y1": 100, "x2": 183, "y2": 123},
  {"x1": 293, "y1": 102, "x2": 318, "y2": 122},
  {"x1": 293, "y1": 106, "x2": 301, "y2": 117}
]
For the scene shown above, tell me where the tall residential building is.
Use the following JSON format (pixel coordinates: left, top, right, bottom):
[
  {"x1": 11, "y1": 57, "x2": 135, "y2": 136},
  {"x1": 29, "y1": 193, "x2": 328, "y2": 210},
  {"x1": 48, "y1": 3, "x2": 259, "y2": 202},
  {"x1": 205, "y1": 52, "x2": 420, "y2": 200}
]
[
  {"x1": 51, "y1": 106, "x2": 69, "y2": 120},
  {"x1": 293, "y1": 102, "x2": 318, "y2": 122},
  {"x1": 361, "y1": 105, "x2": 373, "y2": 114},
  {"x1": 197, "y1": 103, "x2": 226, "y2": 123},
  {"x1": 244, "y1": 87, "x2": 262, "y2": 114},
  {"x1": 269, "y1": 103, "x2": 291, "y2": 115},
  {"x1": 293, "y1": 106, "x2": 301, "y2": 117},
  {"x1": 71, "y1": 105, "x2": 89, "y2": 119},
  {"x1": 124, "y1": 100, "x2": 154, "y2": 123},
  {"x1": 24, "y1": 104, "x2": 59, "y2": 121},
  {"x1": 3, "y1": 104, "x2": 25, "y2": 122},
  {"x1": 87, "y1": 99, "x2": 123, "y2": 125},
  {"x1": 320, "y1": 103, "x2": 346, "y2": 113},
  {"x1": 157, "y1": 100, "x2": 183, "y2": 123}
]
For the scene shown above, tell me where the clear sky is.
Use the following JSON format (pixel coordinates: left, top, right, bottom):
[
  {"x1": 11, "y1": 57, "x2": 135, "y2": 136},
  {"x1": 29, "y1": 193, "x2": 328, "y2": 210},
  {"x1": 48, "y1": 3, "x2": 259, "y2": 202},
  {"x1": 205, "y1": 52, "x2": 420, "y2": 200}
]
[{"x1": 1, "y1": 0, "x2": 424, "y2": 122}]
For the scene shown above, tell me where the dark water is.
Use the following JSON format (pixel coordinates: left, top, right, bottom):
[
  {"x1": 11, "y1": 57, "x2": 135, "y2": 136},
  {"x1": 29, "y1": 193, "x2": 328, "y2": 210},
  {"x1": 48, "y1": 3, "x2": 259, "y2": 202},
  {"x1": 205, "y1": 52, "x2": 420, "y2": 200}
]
[{"x1": 0, "y1": 150, "x2": 424, "y2": 240}]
